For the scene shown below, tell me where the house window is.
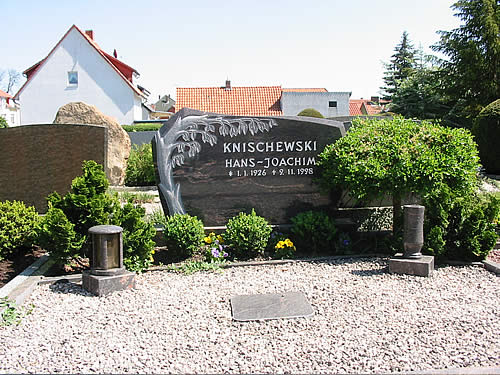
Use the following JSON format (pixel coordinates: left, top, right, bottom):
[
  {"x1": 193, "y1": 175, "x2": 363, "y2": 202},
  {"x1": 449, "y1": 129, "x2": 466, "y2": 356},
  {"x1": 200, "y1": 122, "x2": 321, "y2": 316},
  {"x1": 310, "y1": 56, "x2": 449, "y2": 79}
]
[
  {"x1": 68, "y1": 71, "x2": 78, "y2": 85},
  {"x1": 329, "y1": 101, "x2": 337, "y2": 108},
  {"x1": 10, "y1": 114, "x2": 15, "y2": 125}
]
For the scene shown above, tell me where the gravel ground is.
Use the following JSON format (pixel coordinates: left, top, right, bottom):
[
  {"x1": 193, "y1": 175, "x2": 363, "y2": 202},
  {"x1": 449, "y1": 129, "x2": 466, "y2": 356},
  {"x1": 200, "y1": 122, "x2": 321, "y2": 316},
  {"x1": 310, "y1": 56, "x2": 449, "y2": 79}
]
[{"x1": 0, "y1": 257, "x2": 499, "y2": 374}]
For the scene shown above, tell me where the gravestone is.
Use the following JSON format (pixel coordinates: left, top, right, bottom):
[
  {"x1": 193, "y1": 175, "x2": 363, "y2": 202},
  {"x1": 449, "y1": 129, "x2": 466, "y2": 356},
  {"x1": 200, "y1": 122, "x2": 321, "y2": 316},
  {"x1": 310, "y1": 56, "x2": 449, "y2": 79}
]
[{"x1": 152, "y1": 108, "x2": 345, "y2": 225}]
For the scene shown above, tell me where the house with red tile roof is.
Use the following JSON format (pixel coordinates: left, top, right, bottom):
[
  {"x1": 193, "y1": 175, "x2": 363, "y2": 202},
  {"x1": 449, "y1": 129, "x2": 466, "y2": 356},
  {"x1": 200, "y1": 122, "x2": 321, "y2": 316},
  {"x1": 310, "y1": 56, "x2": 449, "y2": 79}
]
[
  {"x1": 15, "y1": 25, "x2": 150, "y2": 125},
  {"x1": 176, "y1": 81, "x2": 350, "y2": 117},
  {"x1": 349, "y1": 99, "x2": 383, "y2": 116},
  {"x1": 0, "y1": 89, "x2": 20, "y2": 126}
]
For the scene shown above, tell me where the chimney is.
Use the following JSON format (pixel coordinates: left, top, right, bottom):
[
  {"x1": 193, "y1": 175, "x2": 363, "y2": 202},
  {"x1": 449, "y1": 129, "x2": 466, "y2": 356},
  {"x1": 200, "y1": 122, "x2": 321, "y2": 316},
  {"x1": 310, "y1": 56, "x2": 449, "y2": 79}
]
[
  {"x1": 85, "y1": 30, "x2": 94, "y2": 40},
  {"x1": 113, "y1": 49, "x2": 118, "y2": 58},
  {"x1": 225, "y1": 79, "x2": 231, "y2": 90}
]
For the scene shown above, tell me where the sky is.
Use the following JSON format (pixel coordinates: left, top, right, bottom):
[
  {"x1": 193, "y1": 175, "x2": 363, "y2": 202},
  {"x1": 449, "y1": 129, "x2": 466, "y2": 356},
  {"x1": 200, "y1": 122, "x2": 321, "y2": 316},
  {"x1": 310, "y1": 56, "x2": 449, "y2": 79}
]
[{"x1": 1, "y1": 0, "x2": 462, "y2": 103}]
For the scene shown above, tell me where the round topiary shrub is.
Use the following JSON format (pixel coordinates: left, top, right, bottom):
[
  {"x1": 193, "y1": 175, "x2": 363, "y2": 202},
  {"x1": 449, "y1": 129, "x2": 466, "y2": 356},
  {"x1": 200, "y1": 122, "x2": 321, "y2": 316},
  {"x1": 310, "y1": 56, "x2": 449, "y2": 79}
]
[
  {"x1": 0, "y1": 200, "x2": 40, "y2": 260},
  {"x1": 473, "y1": 99, "x2": 500, "y2": 174},
  {"x1": 224, "y1": 209, "x2": 272, "y2": 260},
  {"x1": 290, "y1": 211, "x2": 337, "y2": 255},
  {"x1": 163, "y1": 214, "x2": 204, "y2": 259},
  {"x1": 297, "y1": 108, "x2": 324, "y2": 118}
]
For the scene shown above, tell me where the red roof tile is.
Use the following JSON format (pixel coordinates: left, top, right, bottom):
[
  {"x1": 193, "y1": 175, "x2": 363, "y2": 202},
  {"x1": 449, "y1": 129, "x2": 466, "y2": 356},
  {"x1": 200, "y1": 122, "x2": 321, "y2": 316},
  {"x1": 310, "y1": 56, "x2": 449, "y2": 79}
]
[
  {"x1": 176, "y1": 86, "x2": 283, "y2": 116},
  {"x1": 0, "y1": 89, "x2": 12, "y2": 99},
  {"x1": 349, "y1": 99, "x2": 382, "y2": 116}
]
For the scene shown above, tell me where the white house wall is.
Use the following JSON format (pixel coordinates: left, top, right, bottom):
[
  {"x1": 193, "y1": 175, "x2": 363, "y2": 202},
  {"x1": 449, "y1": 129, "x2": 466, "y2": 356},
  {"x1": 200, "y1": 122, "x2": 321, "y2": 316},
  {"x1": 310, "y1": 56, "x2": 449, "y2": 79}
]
[
  {"x1": 281, "y1": 92, "x2": 350, "y2": 118},
  {"x1": 18, "y1": 28, "x2": 141, "y2": 125}
]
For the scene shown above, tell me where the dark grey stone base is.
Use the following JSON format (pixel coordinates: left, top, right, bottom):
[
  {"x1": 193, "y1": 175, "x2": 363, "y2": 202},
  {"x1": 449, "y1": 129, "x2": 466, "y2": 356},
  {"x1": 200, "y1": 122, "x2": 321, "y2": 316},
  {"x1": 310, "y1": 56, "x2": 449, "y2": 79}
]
[
  {"x1": 230, "y1": 291, "x2": 314, "y2": 321},
  {"x1": 389, "y1": 254, "x2": 434, "y2": 277},
  {"x1": 82, "y1": 270, "x2": 136, "y2": 296}
]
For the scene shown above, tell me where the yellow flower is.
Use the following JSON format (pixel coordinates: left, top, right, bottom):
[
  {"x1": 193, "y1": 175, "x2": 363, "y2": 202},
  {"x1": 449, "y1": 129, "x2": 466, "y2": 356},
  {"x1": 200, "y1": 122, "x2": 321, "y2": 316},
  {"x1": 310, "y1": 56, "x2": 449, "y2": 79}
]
[
  {"x1": 204, "y1": 236, "x2": 212, "y2": 244},
  {"x1": 210, "y1": 232, "x2": 216, "y2": 237},
  {"x1": 275, "y1": 241, "x2": 285, "y2": 249},
  {"x1": 217, "y1": 235, "x2": 224, "y2": 243},
  {"x1": 284, "y1": 239, "x2": 294, "y2": 247},
  {"x1": 150, "y1": 250, "x2": 155, "y2": 254}
]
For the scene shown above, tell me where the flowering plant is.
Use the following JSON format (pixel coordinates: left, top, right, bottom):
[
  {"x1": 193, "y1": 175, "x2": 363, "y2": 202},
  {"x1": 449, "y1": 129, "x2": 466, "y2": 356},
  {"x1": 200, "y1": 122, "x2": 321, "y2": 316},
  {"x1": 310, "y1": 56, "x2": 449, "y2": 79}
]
[
  {"x1": 336, "y1": 232, "x2": 353, "y2": 254},
  {"x1": 273, "y1": 235, "x2": 296, "y2": 259},
  {"x1": 203, "y1": 232, "x2": 229, "y2": 262}
]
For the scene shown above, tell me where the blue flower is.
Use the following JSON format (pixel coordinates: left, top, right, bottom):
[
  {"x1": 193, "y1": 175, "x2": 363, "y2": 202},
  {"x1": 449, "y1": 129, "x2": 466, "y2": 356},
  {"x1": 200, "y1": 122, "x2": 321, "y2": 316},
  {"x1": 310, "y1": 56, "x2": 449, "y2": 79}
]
[
  {"x1": 343, "y1": 239, "x2": 350, "y2": 246},
  {"x1": 211, "y1": 248, "x2": 220, "y2": 258}
]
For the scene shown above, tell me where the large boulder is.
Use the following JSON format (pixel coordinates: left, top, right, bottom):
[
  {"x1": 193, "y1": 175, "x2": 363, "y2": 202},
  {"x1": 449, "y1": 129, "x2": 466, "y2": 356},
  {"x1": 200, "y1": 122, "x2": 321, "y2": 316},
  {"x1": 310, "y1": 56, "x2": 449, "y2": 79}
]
[{"x1": 53, "y1": 102, "x2": 131, "y2": 185}]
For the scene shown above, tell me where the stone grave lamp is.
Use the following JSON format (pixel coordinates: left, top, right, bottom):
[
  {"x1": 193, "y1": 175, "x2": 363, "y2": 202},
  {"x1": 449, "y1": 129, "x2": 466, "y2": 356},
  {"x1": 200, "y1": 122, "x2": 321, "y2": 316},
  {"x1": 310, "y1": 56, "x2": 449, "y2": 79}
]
[
  {"x1": 82, "y1": 225, "x2": 135, "y2": 296},
  {"x1": 389, "y1": 205, "x2": 434, "y2": 277}
]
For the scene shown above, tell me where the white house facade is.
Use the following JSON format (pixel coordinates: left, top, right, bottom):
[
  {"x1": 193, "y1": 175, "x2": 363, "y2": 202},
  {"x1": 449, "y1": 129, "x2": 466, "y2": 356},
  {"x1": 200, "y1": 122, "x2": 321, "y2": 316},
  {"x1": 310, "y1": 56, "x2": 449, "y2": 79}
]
[
  {"x1": 0, "y1": 89, "x2": 20, "y2": 126},
  {"x1": 15, "y1": 25, "x2": 149, "y2": 125},
  {"x1": 281, "y1": 91, "x2": 351, "y2": 118}
]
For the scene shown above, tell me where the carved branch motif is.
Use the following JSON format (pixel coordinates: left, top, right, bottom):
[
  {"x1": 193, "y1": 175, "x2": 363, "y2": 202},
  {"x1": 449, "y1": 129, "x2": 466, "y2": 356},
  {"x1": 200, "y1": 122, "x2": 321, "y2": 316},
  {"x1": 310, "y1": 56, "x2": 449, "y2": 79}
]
[{"x1": 155, "y1": 115, "x2": 277, "y2": 215}]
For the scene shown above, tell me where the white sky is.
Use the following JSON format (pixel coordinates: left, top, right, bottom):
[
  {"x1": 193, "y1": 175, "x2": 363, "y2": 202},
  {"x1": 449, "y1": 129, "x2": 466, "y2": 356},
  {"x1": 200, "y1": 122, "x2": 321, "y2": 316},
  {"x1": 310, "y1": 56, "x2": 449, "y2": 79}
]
[{"x1": 1, "y1": 0, "x2": 461, "y2": 102}]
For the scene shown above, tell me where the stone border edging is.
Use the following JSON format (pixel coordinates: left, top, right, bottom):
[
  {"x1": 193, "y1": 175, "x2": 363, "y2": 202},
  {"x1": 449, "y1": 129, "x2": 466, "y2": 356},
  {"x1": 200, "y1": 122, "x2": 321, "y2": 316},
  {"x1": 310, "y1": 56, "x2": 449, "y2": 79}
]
[
  {"x1": 0, "y1": 254, "x2": 55, "y2": 309},
  {"x1": 482, "y1": 259, "x2": 500, "y2": 274}
]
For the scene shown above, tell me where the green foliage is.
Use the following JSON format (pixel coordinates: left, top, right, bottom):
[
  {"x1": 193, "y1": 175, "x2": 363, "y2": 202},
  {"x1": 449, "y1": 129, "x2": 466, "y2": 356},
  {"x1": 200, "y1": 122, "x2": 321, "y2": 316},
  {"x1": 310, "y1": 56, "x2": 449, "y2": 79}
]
[
  {"x1": 224, "y1": 209, "x2": 272, "y2": 259},
  {"x1": 163, "y1": 214, "x2": 204, "y2": 259},
  {"x1": 424, "y1": 187, "x2": 499, "y2": 261},
  {"x1": 297, "y1": 108, "x2": 324, "y2": 118},
  {"x1": 48, "y1": 160, "x2": 117, "y2": 240},
  {"x1": 290, "y1": 211, "x2": 337, "y2": 254},
  {"x1": 113, "y1": 202, "x2": 156, "y2": 273},
  {"x1": 36, "y1": 206, "x2": 84, "y2": 266},
  {"x1": 0, "y1": 116, "x2": 8, "y2": 128},
  {"x1": 381, "y1": 31, "x2": 417, "y2": 100},
  {"x1": 125, "y1": 143, "x2": 156, "y2": 186},
  {"x1": 1, "y1": 297, "x2": 33, "y2": 326},
  {"x1": 167, "y1": 260, "x2": 225, "y2": 275},
  {"x1": 122, "y1": 123, "x2": 162, "y2": 132},
  {"x1": 390, "y1": 67, "x2": 450, "y2": 120},
  {"x1": 473, "y1": 99, "x2": 500, "y2": 174},
  {"x1": 318, "y1": 116, "x2": 480, "y2": 233},
  {"x1": 118, "y1": 191, "x2": 155, "y2": 204},
  {"x1": 45, "y1": 161, "x2": 155, "y2": 272},
  {"x1": 0, "y1": 201, "x2": 39, "y2": 260},
  {"x1": 432, "y1": 0, "x2": 500, "y2": 126}
]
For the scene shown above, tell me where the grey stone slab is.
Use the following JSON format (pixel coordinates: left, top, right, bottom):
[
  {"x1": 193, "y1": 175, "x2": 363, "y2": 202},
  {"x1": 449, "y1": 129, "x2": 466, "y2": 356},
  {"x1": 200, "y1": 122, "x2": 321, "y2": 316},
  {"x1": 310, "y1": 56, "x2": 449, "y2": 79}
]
[
  {"x1": 389, "y1": 254, "x2": 434, "y2": 277},
  {"x1": 230, "y1": 291, "x2": 314, "y2": 321},
  {"x1": 82, "y1": 270, "x2": 135, "y2": 296}
]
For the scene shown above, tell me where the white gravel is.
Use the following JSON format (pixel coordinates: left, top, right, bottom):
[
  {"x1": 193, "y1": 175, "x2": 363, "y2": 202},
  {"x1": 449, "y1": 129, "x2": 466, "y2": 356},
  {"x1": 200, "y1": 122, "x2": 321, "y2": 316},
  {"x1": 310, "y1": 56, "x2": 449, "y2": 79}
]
[{"x1": 0, "y1": 257, "x2": 499, "y2": 374}]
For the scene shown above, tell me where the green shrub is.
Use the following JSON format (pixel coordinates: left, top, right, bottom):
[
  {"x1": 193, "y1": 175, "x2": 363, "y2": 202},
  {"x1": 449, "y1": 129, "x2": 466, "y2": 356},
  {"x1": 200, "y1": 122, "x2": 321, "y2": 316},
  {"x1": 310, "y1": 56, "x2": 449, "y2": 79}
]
[
  {"x1": 0, "y1": 117, "x2": 8, "y2": 128},
  {"x1": 37, "y1": 206, "x2": 84, "y2": 265},
  {"x1": 122, "y1": 123, "x2": 162, "y2": 132},
  {"x1": 46, "y1": 160, "x2": 156, "y2": 272},
  {"x1": 0, "y1": 201, "x2": 40, "y2": 260},
  {"x1": 224, "y1": 209, "x2": 271, "y2": 259},
  {"x1": 113, "y1": 201, "x2": 156, "y2": 272},
  {"x1": 48, "y1": 160, "x2": 117, "y2": 239},
  {"x1": 125, "y1": 144, "x2": 156, "y2": 186},
  {"x1": 473, "y1": 99, "x2": 500, "y2": 174},
  {"x1": 297, "y1": 108, "x2": 324, "y2": 118},
  {"x1": 424, "y1": 187, "x2": 499, "y2": 261},
  {"x1": 163, "y1": 214, "x2": 204, "y2": 259},
  {"x1": 290, "y1": 211, "x2": 337, "y2": 254}
]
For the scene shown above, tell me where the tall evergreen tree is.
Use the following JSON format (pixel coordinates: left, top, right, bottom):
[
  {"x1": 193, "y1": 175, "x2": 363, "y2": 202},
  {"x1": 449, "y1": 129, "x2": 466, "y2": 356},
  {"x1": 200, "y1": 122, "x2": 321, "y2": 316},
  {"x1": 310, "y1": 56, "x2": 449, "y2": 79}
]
[
  {"x1": 381, "y1": 31, "x2": 417, "y2": 100},
  {"x1": 432, "y1": 0, "x2": 499, "y2": 127}
]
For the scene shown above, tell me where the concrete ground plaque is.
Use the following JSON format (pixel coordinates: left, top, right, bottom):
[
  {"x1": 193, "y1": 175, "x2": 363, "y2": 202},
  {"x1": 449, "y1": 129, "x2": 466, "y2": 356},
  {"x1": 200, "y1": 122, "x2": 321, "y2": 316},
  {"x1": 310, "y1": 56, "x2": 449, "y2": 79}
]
[
  {"x1": 152, "y1": 108, "x2": 345, "y2": 225},
  {"x1": 230, "y1": 291, "x2": 314, "y2": 321}
]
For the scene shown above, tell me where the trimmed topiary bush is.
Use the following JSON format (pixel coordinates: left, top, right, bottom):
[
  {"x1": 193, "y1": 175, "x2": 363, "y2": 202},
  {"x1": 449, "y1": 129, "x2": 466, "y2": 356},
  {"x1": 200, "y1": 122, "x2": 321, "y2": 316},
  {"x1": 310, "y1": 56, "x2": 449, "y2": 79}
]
[
  {"x1": 163, "y1": 214, "x2": 205, "y2": 259},
  {"x1": 297, "y1": 108, "x2": 324, "y2": 118},
  {"x1": 224, "y1": 209, "x2": 272, "y2": 260},
  {"x1": 46, "y1": 160, "x2": 156, "y2": 272},
  {"x1": 473, "y1": 99, "x2": 500, "y2": 174},
  {"x1": 125, "y1": 143, "x2": 156, "y2": 186},
  {"x1": 290, "y1": 211, "x2": 337, "y2": 255},
  {"x1": 0, "y1": 201, "x2": 40, "y2": 260},
  {"x1": 36, "y1": 205, "x2": 84, "y2": 265}
]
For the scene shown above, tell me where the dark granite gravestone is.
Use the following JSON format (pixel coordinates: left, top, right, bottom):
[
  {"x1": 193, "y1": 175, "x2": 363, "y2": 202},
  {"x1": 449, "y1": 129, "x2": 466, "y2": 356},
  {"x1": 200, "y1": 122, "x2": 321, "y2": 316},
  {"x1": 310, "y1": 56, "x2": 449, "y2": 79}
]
[{"x1": 152, "y1": 108, "x2": 345, "y2": 225}]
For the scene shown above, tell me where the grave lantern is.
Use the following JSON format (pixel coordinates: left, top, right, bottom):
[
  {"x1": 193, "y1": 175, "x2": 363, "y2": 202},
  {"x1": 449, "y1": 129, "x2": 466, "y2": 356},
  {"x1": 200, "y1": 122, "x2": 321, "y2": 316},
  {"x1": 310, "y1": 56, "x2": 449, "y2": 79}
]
[
  {"x1": 89, "y1": 225, "x2": 125, "y2": 275},
  {"x1": 403, "y1": 205, "x2": 425, "y2": 259},
  {"x1": 83, "y1": 225, "x2": 135, "y2": 296}
]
